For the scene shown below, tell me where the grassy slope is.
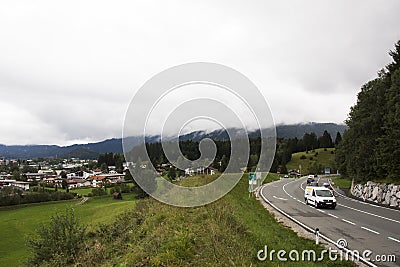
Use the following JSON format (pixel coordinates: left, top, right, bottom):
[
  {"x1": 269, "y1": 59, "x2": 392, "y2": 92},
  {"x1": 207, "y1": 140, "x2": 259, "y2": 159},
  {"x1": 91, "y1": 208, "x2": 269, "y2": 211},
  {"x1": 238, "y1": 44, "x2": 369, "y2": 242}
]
[
  {"x1": 1, "y1": 173, "x2": 353, "y2": 266},
  {"x1": 0, "y1": 193, "x2": 137, "y2": 266},
  {"x1": 286, "y1": 148, "x2": 336, "y2": 174},
  {"x1": 331, "y1": 176, "x2": 352, "y2": 189},
  {"x1": 79, "y1": 173, "x2": 353, "y2": 266}
]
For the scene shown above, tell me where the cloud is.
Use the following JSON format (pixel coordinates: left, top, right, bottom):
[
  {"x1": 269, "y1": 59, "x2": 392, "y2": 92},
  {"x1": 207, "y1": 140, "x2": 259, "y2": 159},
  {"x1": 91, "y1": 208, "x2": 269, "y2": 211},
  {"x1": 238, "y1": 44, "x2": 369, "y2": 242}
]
[{"x1": 0, "y1": 0, "x2": 399, "y2": 145}]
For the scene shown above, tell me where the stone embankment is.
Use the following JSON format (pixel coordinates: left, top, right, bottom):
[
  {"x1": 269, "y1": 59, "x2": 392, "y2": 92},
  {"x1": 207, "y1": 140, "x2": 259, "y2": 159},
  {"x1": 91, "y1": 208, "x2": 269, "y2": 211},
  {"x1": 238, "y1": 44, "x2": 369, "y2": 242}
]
[{"x1": 351, "y1": 181, "x2": 400, "y2": 208}]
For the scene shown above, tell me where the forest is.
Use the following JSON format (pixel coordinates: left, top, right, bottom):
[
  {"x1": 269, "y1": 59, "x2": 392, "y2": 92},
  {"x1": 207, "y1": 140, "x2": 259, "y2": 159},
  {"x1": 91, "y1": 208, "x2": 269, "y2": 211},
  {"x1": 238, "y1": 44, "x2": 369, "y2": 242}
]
[{"x1": 336, "y1": 40, "x2": 400, "y2": 182}]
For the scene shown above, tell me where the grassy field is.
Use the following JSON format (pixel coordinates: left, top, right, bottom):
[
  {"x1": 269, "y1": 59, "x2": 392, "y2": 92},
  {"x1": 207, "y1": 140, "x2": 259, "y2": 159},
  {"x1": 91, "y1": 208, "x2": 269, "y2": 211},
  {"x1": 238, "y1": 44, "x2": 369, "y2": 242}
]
[
  {"x1": 0, "y1": 193, "x2": 138, "y2": 266},
  {"x1": 74, "y1": 173, "x2": 352, "y2": 266},
  {"x1": 0, "y1": 173, "x2": 353, "y2": 266},
  {"x1": 286, "y1": 148, "x2": 336, "y2": 175},
  {"x1": 331, "y1": 175, "x2": 352, "y2": 189}
]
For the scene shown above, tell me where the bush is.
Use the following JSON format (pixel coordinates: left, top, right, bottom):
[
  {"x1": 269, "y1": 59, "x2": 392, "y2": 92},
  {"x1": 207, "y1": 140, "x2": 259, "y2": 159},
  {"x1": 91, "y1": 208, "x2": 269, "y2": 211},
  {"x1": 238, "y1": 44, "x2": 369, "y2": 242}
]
[
  {"x1": 0, "y1": 190, "x2": 75, "y2": 206},
  {"x1": 27, "y1": 207, "x2": 86, "y2": 265},
  {"x1": 300, "y1": 155, "x2": 307, "y2": 160},
  {"x1": 309, "y1": 157, "x2": 313, "y2": 160},
  {"x1": 91, "y1": 188, "x2": 107, "y2": 196}
]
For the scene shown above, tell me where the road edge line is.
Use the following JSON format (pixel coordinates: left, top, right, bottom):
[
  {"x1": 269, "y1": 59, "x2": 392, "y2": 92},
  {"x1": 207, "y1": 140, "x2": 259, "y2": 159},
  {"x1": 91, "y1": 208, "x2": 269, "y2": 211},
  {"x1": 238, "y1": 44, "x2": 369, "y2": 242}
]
[{"x1": 258, "y1": 184, "x2": 377, "y2": 267}]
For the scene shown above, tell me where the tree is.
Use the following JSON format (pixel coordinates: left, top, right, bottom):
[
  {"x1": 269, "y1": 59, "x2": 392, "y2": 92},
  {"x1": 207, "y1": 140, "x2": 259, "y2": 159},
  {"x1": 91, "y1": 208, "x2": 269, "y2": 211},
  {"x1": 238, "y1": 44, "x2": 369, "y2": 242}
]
[
  {"x1": 303, "y1": 132, "x2": 318, "y2": 151},
  {"x1": 60, "y1": 171, "x2": 67, "y2": 179},
  {"x1": 100, "y1": 163, "x2": 108, "y2": 173},
  {"x1": 334, "y1": 132, "x2": 342, "y2": 146},
  {"x1": 318, "y1": 130, "x2": 333, "y2": 148},
  {"x1": 336, "y1": 40, "x2": 400, "y2": 182},
  {"x1": 219, "y1": 155, "x2": 228, "y2": 172},
  {"x1": 167, "y1": 167, "x2": 176, "y2": 181},
  {"x1": 27, "y1": 207, "x2": 86, "y2": 265}
]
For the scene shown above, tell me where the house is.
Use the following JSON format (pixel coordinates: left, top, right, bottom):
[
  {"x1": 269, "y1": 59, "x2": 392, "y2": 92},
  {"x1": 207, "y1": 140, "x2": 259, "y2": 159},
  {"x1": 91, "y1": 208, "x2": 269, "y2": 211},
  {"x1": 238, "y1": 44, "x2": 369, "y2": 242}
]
[
  {"x1": 23, "y1": 173, "x2": 46, "y2": 182},
  {"x1": 89, "y1": 176, "x2": 105, "y2": 188},
  {"x1": 66, "y1": 178, "x2": 91, "y2": 189},
  {"x1": 89, "y1": 173, "x2": 125, "y2": 187},
  {"x1": 0, "y1": 179, "x2": 30, "y2": 191},
  {"x1": 44, "y1": 177, "x2": 63, "y2": 187},
  {"x1": 185, "y1": 166, "x2": 217, "y2": 176},
  {"x1": 185, "y1": 168, "x2": 195, "y2": 176}
]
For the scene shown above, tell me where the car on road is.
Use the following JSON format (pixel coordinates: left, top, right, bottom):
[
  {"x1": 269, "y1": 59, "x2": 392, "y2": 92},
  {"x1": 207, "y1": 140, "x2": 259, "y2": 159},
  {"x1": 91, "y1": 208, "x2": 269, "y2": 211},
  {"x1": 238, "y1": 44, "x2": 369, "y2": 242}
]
[
  {"x1": 304, "y1": 186, "x2": 336, "y2": 209},
  {"x1": 306, "y1": 176, "x2": 315, "y2": 185}
]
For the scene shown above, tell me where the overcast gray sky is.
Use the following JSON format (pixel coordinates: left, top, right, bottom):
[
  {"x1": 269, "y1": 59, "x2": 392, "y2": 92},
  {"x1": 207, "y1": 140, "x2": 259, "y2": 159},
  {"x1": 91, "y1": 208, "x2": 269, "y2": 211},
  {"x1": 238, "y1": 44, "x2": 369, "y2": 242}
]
[{"x1": 1, "y1": 0, "x2": 399, "y2": 146}]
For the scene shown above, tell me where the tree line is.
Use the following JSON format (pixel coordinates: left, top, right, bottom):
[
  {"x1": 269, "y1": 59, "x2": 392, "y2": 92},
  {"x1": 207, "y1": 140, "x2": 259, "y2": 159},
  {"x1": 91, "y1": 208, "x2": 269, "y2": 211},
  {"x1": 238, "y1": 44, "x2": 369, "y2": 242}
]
[
  {"x1": 336, "y1": 40, "x2": 400, "y2": 182},
  {"x1": 125, "y1": 130, "x2": 341, "y2": 174}
]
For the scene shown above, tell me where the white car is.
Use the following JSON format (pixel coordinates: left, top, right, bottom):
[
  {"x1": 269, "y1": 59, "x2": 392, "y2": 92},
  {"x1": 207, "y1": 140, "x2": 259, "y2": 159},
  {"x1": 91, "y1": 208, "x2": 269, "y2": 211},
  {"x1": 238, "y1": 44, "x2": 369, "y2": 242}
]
[{"x1": 304, "y1": 186, "x2": 336, "y2": 209}]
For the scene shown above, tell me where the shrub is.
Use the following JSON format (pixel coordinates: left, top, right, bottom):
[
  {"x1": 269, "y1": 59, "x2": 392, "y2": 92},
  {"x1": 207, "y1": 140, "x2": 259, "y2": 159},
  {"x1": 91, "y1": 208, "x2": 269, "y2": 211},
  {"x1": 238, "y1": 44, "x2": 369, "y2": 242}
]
[
  {"x1": 91, "y1": 188, "x2": 107, "y2": 196},
  {"x1": 309, "y1": 157, "x2": 313, "y2": 160},
  {"x1": 27, "y1": 207, "x2": 86, "y2": 265},
  {"x1": 300, "y1": 155, "x2": 307, "y2": 160}
]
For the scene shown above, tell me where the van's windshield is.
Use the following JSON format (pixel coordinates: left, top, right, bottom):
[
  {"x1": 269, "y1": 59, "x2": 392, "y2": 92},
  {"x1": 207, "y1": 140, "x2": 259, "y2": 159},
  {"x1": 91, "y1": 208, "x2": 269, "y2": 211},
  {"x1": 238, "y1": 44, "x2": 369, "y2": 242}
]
[{"x1": 316, "y1": 190, "x2": 333, "y2": 197}]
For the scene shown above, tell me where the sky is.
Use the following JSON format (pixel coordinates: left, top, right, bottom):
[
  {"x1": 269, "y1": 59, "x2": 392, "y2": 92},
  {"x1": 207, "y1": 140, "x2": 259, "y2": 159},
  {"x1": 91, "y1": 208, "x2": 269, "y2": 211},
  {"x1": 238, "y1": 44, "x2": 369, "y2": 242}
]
[{"x1": 0, "y1": 0, "x2": 399, "y2": 146}]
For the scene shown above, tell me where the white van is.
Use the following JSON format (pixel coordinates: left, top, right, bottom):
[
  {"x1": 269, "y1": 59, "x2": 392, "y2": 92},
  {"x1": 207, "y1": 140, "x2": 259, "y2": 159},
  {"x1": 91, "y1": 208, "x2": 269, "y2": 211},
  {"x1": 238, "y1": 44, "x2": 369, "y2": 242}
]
[{"x1": 304, "y1": 186, "x2": 336, "y2": 209}]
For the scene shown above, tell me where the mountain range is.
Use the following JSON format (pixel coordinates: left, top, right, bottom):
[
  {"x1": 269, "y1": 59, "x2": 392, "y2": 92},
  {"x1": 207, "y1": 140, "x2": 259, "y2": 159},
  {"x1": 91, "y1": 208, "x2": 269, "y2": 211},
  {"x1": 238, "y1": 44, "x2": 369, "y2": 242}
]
[{"x1": 0, "y1": 122, "x2": 347, "y2": 159}]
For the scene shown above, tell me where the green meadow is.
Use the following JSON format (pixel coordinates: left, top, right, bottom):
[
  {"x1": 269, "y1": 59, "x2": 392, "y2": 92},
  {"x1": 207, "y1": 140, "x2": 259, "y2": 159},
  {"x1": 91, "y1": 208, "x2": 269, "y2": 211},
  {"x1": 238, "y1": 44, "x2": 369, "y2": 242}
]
[
  {"x1": 286, "y1": 148, "x2": 336, "y2": 175},
  {"x1": 0, "y1": 193, "x2": 137, "y2": 266}
]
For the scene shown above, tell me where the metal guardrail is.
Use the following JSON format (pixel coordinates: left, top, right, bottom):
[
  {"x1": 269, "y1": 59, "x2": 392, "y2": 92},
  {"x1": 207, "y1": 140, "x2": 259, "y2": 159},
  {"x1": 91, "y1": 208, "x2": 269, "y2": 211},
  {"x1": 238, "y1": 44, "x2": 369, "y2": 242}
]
[{"x1": 258, "y1": 182, "x2": 377, "y2": 267}]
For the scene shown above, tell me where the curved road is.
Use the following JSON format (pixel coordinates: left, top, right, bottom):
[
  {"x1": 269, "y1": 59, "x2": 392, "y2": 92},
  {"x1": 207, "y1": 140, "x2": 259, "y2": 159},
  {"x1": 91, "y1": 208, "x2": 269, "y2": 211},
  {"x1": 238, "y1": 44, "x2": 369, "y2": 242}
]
[{"x1": 261, "y1": 176, "x2": 400, "y2": 267}]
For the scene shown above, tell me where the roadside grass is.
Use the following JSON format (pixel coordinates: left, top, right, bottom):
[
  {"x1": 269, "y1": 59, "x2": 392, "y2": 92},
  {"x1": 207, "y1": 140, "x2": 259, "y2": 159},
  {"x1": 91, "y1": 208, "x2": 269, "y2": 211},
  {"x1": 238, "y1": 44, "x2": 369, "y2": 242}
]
[
  {"x1": 0, "y1": 193, "x2": 137, "y2": 267},
  {"x1": 1, "y1": 173, "x2": 354, "y2": 266},
  {"x1": 286, "y1": 148, "x2": 336, "y2": 174},
  {"x1": 331, "y1": 176, "x2": 352, "y2": 189},
  {"x1": 78, "y1": 173, "x2": 354, "y2": 266}
]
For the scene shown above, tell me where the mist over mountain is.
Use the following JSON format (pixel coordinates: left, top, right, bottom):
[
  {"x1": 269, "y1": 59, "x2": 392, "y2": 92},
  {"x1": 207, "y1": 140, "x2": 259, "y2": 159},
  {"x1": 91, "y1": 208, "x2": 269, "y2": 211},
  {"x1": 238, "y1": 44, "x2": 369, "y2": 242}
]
[{"x1": 0, "y1": 123, "x2": 347, "y2": 159}]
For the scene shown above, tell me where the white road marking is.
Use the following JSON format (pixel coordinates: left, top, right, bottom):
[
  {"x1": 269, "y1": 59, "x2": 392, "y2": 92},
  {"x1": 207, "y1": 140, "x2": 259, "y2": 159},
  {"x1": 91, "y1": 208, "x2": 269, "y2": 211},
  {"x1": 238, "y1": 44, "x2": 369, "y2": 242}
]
[
  {"x1": 259, "y1": 182, "x2": 378, "y2": 267},
  {"x1": 361, "y1": 226, "x2": 380, "y2": 235},
  {"x1": 338, "y1": 203, "x2": 400, "y2": 224},
  {"x1": 342, "y1": 219, "x2": 356, "y2": 225},
  {"x1": 273, "y1": 195, "x2": 288, "y2": 201},
  {"x1": 388, "y1": 237, "x2": 400, "y2": 243},
  {"x1": 328, "y1": 213, "x2": 338, "y2": 219}
]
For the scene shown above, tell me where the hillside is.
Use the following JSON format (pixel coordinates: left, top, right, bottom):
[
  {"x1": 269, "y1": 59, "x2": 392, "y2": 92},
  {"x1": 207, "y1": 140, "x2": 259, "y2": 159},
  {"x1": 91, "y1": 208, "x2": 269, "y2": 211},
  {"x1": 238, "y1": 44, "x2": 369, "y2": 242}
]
[
  {"x1": 286, "y1": 148, "x2": 337, "y2": 175},
  {"x1": 0, "y1": 174, "x2": 353, "y2": 266},
  {"x1": 0, "y1": 122, "x2": 346, "y2": 159}
]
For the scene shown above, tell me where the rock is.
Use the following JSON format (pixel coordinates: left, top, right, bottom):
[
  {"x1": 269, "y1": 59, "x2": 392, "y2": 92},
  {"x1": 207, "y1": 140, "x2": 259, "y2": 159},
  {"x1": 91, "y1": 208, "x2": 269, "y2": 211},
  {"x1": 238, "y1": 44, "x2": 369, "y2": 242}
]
[
  {"x1": 390, "y1": 196, "x2": 397, "y2": 207},
  {"x1": 391, "y1": 185, "x2": 398, "y2": 196},
  {"x1": 377, "y1": 188, "x2": 383, "y2": 202},
  {"x1": 384, "y1": 193, "x2": 391, "y2": 205},
  {"x1": 371, "y1": 187, "x2": 379, "y2": 201},
  {"x1": 396, "y1": 191, "x2": 400, "y2": 199}
]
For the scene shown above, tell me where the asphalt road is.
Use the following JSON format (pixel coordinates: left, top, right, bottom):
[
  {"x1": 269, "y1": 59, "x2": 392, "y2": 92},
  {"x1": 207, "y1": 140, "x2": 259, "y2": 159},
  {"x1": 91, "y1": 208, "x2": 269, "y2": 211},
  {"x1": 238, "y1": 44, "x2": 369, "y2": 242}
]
[{"x1": 261, "y1": 176, "x2": 400, "y2": 267}]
